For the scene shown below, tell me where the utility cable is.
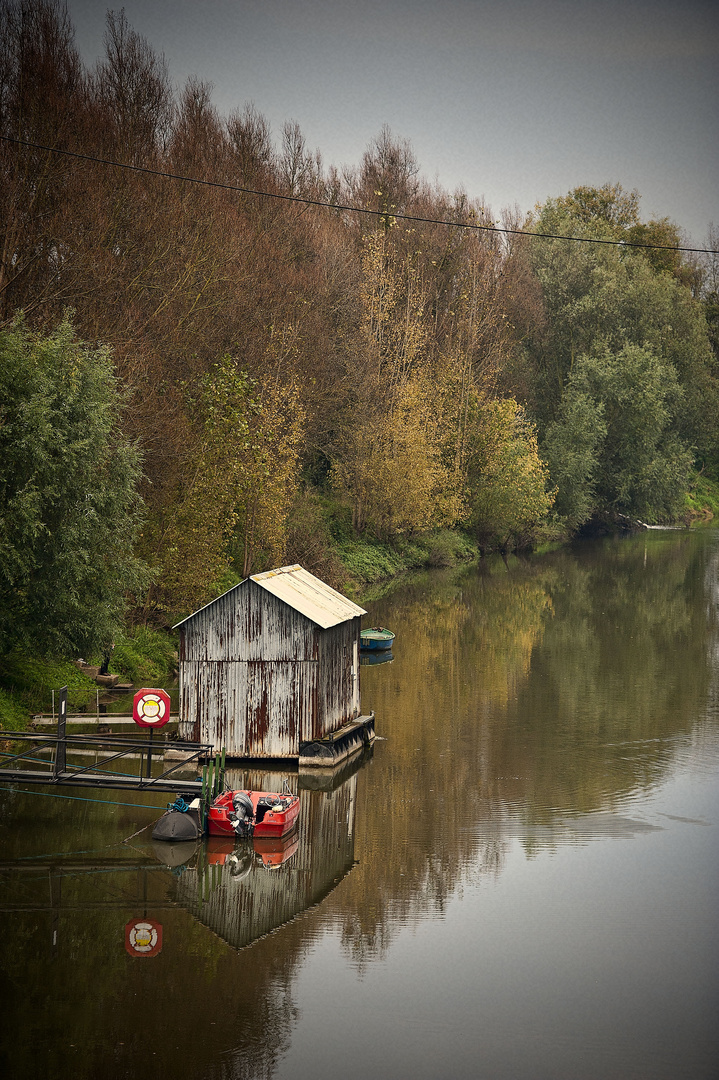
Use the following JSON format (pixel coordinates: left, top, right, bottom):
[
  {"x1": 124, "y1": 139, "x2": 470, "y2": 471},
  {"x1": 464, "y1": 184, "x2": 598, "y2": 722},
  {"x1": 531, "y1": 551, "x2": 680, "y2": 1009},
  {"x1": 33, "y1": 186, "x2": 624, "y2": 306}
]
[{"x1": 2, "y1": 133, "x2": 716, "y2": 256}]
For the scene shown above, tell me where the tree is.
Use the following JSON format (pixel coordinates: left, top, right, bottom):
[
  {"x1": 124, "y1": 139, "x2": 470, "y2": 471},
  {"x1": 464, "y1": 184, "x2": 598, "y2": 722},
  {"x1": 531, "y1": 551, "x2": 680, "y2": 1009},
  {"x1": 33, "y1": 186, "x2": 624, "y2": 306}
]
[
  {"x1": 348, "y1": 125, "x2": 420, "y2": 228},
  {"x1": 463, "y1": 396, "x2": 554, "y2": 551},
  {"x1": 330, "y1": 231, "x2": 464, "y2": 538},
  {"x1": 0, "y1": 0, "x2": 87, "y2": 319},
  {"x1": 697, "y1": 224, "x2": 719, "y2": 475},
  {"x1": 0, "y1": 315, "x2": 147, "y2": 657},
  {"x1": 146, "y1": 357, "x2": 305, "y2": 615},
  {"x1": 527, "y1": 186, "x2": 715, "y2": 423},
  {"x1": 331, "y1": 371, "x2": 464, "y2": 539},
  {"x1": 542, "y1": 391, "x2": 606, "y2": 530},
  {"x1": 93, "y1": 7, "x2": 172, "y2": 165},
  {"x1": 548, "y1": 184, "x2": 641, "y2": 234},
  {"x1": 229, "y1": 371, "x2": 305, "y2": 578},
  {"x1": 524, "y1": 186, "x2": 719, "y2": 522},
  {"x1": 545, "y1": 344, "x2": 693, "y2": 525}
]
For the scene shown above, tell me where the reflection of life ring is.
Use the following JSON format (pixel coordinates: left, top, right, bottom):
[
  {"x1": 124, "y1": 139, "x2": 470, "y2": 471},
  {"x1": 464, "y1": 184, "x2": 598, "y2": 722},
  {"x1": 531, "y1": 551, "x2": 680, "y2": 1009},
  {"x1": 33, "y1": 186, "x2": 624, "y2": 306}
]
[
  {"x1": 133, "y1": 688, "x2": 171, "y2": 728},
  {"x1": 125, "y1": 919, "x2": 163, "y2": 957}
]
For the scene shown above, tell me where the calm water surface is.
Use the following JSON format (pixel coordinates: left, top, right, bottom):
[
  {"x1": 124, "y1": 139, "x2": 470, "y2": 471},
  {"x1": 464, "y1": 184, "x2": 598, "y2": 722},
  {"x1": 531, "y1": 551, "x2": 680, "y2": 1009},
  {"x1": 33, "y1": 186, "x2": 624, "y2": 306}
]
[{"x1": 1, "y1": 529, "x2": 718, "y2": 1079}]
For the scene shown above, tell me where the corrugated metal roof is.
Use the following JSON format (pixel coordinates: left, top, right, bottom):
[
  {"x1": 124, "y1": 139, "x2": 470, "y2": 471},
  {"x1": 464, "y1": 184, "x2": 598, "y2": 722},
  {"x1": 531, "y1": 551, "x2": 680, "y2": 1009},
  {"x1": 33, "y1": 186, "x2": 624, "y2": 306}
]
[
  {"x1": 173, "y1": 564, "x2": 366, "y2": 631},
  {"x1": 250, "y1": 564, "x2": 366, "y2": 629}
]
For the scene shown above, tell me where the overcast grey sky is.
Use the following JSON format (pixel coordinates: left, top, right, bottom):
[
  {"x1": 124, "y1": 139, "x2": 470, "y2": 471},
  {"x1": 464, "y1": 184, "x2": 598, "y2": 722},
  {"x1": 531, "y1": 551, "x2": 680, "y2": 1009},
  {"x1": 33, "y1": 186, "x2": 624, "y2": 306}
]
[{"x1": 66, "y1": 0, "x2": 718, "y2": 246}]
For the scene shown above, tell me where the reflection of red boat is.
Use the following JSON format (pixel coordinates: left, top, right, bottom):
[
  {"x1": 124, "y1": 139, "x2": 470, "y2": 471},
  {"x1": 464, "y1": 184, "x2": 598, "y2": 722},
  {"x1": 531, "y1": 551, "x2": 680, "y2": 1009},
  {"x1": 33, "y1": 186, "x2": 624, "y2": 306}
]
[
  {"x1": 206, "y1": 837, "x2": 236, "y2": 864},
  {"x1": 208, "y1": 789, "x2": 300, "y2": 838},
  {"x1": 253, "y1": 828, "x2": 299, "y2": 868},
  {"x1": 205, "y1": 829, "x2": 299, "y2": 870}
]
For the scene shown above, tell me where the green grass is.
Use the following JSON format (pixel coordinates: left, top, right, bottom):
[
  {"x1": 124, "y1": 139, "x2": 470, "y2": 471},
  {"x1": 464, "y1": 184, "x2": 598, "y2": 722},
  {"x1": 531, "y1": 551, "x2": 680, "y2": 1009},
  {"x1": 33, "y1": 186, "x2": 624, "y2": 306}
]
[
  {"x1": 336, "y1": 538, "x2": 406, "y2": 584},
  {"x1": 685, "y1": 471, "x2": 719, "y2": 523},
  {"x1": 411, "y1": 529, "x2": 479, "y2": 567},
  {"x1": 0, "y1": 627, "x2": 179, "y2": 731},
  {"x1": 334, "y1": 528, "x2": 479, "y2": 595},
  {"x1": 111, "y1": 626, "x2": 178, "y2": 686},
  {"x1": 0, "y1": 686, "x2": 30, "y2": 729},
  {"x1": 0, "y1": 656, "x2": 97, "y2": 729}
]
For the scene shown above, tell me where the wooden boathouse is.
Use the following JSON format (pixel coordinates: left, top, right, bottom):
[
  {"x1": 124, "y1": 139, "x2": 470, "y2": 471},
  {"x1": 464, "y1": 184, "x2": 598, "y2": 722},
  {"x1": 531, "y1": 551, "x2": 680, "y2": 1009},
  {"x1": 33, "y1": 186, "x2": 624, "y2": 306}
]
[{"x1": 174, "y1": 565, "x2": 374, "y2": 763}]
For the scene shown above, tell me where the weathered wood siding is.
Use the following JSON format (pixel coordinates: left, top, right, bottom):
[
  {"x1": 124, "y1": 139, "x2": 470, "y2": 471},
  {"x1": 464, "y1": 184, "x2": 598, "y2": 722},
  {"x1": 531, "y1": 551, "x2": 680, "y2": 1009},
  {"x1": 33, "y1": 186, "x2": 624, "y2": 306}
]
[
  {"x1": 180, "y1": 580, "x2": 318, "y2": 662},
  {"x1": 178, "y1": 579, "x2": 362, "y2": 757},
  {"x1": 178, "y1": 658, "x2": 319, "y2": 756},
  {"x1": 317, "y1": 617, "x2": 362, "y2": 733}
]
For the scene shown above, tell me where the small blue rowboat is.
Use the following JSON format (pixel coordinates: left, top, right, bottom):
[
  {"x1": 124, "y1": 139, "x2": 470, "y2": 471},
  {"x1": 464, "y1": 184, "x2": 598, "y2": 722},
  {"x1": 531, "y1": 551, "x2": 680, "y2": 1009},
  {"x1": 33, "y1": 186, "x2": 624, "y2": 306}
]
[{"x1": 360, "y1": 626, "x2": 395, "y2": 651}]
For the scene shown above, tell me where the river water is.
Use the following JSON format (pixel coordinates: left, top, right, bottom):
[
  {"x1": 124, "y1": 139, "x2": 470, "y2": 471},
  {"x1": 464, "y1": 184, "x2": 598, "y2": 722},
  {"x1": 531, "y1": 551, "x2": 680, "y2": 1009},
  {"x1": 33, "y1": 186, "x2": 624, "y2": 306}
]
[{"x1": 1, "y1": 529, "x2": 718, "y2": 1079}]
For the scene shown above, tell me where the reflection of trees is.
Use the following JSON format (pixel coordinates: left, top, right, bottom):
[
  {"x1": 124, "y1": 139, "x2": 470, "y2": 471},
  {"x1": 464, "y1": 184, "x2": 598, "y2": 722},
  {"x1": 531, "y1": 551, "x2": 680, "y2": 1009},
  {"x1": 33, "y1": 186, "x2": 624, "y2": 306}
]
[
  {"x1": 329, "y1": 531, "x2": 717, "y2": 963},
  {"x1": 704, "y1": 539, "x2": 719, "y2": 724},
  {"x1": 326, "y1": 561, "x2": 554, "y2": 966},
  {"x1": 496, "y1": 532, "x2": 716, "y2": 824}
]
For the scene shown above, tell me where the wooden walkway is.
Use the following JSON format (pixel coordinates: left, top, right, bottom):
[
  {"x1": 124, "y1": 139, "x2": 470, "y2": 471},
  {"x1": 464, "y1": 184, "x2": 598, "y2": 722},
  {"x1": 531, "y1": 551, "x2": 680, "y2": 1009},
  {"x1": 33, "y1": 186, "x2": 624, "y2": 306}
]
[{"x1": 0, "y1": 730, "x2": 212, "y2": 794}]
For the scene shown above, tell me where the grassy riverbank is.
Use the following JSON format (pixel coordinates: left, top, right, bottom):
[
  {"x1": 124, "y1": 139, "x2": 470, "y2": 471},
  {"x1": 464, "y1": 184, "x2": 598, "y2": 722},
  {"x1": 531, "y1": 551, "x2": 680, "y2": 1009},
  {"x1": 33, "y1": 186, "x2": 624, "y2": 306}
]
[
  {"x1": 685, "y1": 471, "x2": 719, "y2": 523},
  {"x1": 0, "y1": 526, "x2": 478, "y2": 729},
  {"x1": 335, "y1": 528, "x2": 480, "y2": 598},
  {"x1": 0, "y1": 627, "x2": 178, "y2": 732},
  {"x1": 2, "y1": 473, "x2": 716, "y2": 733},
  {"x1": 0, "y1": 657, "x2": 98, "y2": 729}
]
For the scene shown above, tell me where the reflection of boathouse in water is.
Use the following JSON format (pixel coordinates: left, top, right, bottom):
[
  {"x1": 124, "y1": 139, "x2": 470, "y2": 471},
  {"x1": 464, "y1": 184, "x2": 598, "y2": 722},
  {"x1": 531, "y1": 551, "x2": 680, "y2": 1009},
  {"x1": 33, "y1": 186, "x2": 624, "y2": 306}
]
[
  {"x1": 174, "y1": 565, "x2": 375, "y2": 761},
  {"x1": 174, "y1": 762, "x2": 359, "y2": 951}
]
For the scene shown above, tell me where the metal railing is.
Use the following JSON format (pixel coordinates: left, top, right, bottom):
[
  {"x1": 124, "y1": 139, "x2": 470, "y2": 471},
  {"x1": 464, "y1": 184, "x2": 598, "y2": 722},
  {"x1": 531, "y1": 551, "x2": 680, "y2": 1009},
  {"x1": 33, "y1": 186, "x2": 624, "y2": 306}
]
[{"x1": 0, "y1": 730, "x2": 213, "y2": 794}]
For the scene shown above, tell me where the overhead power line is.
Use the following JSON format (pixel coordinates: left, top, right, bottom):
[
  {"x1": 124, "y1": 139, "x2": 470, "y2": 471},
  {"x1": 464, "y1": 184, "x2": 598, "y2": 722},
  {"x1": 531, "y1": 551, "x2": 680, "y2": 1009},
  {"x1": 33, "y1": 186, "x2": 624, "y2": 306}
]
[{"x1": 2, "y1": 133, "x2": 717, "y2": 256}]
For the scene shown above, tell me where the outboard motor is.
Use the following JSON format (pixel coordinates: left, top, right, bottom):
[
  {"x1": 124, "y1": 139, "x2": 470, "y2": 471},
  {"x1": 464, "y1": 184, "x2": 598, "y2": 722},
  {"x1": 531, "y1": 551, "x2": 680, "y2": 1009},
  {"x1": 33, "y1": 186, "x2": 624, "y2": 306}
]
[{"x1": 230, "y1": 791, "x2": 254, "y2": 836}]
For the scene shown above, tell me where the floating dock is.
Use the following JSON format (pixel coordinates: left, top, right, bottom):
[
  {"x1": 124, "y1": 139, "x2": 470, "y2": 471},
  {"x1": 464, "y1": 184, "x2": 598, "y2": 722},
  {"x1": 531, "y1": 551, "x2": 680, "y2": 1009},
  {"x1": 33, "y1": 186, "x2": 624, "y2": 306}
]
[{"x1": 298, "y1": 712, "x2": 375, "y2": 768}]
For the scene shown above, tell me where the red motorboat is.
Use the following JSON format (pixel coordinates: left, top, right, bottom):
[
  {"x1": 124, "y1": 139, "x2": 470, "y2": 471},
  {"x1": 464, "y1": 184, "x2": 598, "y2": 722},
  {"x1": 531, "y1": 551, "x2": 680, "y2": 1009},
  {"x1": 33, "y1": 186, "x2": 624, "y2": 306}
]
[{"x1": 208, "y1": 788, "x2": 300, "y2": 838}]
